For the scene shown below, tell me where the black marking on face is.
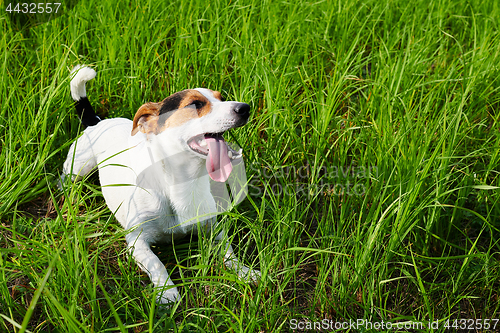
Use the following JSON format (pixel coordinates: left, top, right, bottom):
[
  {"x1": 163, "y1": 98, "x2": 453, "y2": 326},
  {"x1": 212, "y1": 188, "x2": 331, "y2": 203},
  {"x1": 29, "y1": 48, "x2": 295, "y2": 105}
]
[
  {"x1": 157, "y1": 90, "x2": 188, "y2": 128},
  {"x1": 154, "y1": 90, "x2": 214, "y2": 130},
  {"x1": 190, "y1": 100, "x2": 206, "y2": 109}
]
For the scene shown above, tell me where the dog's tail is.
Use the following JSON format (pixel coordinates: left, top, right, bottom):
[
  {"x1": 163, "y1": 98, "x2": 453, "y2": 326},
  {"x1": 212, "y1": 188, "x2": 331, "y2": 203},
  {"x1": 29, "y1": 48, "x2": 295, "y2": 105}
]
[{"x1": 70, "y1": 65, "x2": 101, "y2": 127}]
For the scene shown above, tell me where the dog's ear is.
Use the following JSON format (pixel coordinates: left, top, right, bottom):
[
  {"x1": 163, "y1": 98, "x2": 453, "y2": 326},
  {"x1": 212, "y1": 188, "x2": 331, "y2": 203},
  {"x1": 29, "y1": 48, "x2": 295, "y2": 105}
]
[
  {"x1": 131, "y1": 103, "x2": 161, "y2": 135},
  {"x1": 210, "y1": 90, "x2": 224, "y2": 101}
]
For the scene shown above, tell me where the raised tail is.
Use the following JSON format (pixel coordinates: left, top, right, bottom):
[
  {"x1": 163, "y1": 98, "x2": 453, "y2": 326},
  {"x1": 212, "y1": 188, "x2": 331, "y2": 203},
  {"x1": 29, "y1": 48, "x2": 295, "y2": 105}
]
[{"x1": 70, "y1": 65, "x2": 101, "y2": 127}]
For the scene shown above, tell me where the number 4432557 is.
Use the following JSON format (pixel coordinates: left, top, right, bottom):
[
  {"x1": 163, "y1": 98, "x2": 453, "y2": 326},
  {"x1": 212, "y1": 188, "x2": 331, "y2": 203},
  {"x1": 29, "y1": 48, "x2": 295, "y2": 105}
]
[
  {"x1": 444, "y1": 319, "x2": 499, "y2": 330},
  {"x1": 6, "y1": 3, "x2": 61, "y2": 14}
]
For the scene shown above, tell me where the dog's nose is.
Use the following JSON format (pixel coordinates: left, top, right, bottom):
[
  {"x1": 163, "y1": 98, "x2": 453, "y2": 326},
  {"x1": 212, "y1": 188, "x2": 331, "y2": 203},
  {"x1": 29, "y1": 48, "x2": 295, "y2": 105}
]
[{"x1": 233, "y1": 103, "x2": 250, "y2": 117}]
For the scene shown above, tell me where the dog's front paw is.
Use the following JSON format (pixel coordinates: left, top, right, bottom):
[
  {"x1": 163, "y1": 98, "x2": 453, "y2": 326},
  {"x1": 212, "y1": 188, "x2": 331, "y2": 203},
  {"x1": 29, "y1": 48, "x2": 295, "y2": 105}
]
[
  {"x1": 236, "y1": 266, "x2": 261, "y2": 283},
  {"x1": 156, "y1": 286, "x2": 181, "y2": 305},
  {"x1": 247, "y1": 268, "x2": 261, "y2": 283},
  {"x1": 56, "y1": 174, "x2": 66, "y2": 191}
]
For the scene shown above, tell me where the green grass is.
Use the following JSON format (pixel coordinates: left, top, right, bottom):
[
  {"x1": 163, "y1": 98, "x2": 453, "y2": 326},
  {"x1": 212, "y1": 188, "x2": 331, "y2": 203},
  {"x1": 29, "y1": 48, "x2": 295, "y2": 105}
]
[{"x1": 1, "y1": 0, "x2": 500, "y2": 331}]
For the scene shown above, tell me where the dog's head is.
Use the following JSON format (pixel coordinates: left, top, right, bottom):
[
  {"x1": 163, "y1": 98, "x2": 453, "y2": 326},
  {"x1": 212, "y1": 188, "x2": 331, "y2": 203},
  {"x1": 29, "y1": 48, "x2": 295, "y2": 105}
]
[{"x1": 131, "y1": 88, "x2": 250, "y2": 182}]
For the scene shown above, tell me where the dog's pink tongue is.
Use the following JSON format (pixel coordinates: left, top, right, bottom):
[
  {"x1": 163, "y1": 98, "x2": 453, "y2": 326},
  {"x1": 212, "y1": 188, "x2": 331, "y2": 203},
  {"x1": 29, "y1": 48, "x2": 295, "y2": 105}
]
[{"x1": 205, "y1": 136, "x2": 232, "y2": 182}]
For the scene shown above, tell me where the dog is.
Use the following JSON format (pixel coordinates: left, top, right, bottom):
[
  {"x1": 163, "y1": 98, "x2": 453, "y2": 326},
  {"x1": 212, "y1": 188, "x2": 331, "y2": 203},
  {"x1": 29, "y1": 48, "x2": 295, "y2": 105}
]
[{"x1": 62, "y1": 65, "x2": 260, "y2": 304}]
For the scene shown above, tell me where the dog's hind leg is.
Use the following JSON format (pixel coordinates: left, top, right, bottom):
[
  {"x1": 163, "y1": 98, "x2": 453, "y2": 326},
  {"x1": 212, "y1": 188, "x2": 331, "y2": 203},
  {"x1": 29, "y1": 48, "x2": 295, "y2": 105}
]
[{"x1": 60, "y1": 133, "x2": 99, "y2": 186}]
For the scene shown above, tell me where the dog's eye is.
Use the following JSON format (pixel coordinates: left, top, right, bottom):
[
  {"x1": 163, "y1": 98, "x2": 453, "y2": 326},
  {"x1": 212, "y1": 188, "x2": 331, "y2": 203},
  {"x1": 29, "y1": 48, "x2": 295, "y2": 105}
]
[{"x1": 190, "y1": 100, "x2": 205, "y2": 109}]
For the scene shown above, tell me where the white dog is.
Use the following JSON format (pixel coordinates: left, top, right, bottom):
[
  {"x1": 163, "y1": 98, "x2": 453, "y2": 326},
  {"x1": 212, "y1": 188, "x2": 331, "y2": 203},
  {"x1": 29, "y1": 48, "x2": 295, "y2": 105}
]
[{"x1": 62, "y1": 66, "x2": 259, "y2": 304}]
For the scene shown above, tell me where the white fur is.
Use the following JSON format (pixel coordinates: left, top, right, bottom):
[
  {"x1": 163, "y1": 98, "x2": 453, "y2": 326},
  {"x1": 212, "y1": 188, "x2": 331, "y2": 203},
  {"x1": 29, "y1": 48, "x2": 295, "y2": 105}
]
[
  {"x1": 70, "y1": 65, "x2": 96, "y2": 101},
  {"x1": 62, "y1": 72, "x2": 259, "y2": 305}
]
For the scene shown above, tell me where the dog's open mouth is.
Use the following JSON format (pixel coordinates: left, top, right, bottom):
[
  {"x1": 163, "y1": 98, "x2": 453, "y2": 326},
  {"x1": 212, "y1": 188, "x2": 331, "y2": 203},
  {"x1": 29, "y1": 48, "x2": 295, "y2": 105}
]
[{"x1": 187, "y1": 133, "x2": 242, "y2": 182}]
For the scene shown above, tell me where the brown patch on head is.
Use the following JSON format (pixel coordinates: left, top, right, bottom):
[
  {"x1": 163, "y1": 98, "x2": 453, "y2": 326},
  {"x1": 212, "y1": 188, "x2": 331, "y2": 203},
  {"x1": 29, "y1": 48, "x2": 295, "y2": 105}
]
[
  {"x1": 176, "y1": 90, "x2": 211, "y2": 117},
  {"x1": 158, "y1": 90, "x2": 212, "y2": 130},
  {"x1": 132, "y1": 90, "x2": 214, "y2": 135},
  {"x1": 131, "y1": 102, "x2": 161, "y2": 135},
  {"x1": 210, "y1": 90, "x2": 223, "y2": 101},
  {"x1": 161, "y1": 105, "x2": 199, "y2": 129}
]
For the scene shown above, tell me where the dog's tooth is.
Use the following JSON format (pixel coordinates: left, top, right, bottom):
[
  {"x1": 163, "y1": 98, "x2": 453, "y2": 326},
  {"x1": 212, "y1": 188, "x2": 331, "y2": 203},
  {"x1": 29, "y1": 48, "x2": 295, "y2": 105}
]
[
  {"x1": 200, "y1": 140, "x2": 207, "y2": 147},
  {"x1": 228, "y1": 150, "x2": 233, "y2": 159}
]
